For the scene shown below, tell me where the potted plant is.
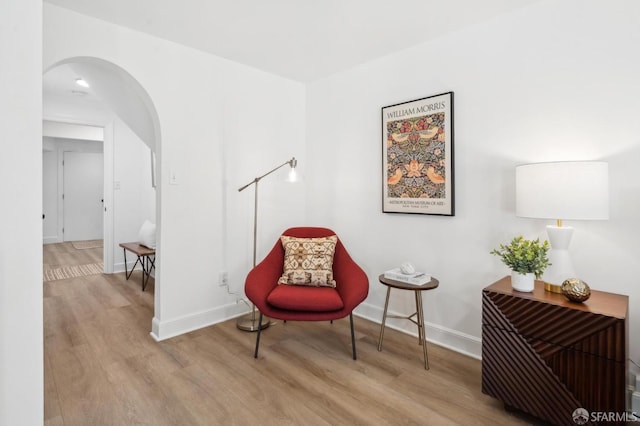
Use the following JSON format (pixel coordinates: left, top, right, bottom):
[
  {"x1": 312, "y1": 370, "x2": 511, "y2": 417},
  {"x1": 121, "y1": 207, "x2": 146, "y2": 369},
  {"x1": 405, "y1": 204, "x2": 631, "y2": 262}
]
[{"x1": 491, "y1": 236, "x2": 550, "y2": 292}]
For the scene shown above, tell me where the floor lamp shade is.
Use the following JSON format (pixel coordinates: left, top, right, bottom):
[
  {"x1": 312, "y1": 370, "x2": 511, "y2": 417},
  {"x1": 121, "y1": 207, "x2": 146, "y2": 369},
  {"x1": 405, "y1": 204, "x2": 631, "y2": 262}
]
[{"x1": 515, "y1": 161, "x2": 609, "y2": 291}]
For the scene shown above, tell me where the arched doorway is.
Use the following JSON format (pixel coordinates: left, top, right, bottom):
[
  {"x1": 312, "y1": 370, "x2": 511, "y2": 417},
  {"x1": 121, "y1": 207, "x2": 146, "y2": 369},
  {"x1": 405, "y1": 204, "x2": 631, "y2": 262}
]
[{"x1": 43, "y1": 57, "x2": 161, "y2": 313}]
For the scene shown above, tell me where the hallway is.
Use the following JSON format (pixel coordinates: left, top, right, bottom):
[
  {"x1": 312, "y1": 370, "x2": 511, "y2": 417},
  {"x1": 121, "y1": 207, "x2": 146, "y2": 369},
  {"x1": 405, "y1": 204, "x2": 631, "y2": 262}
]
[{"x1": 43, "y1": 242, "x2": 155, "y2": 425}]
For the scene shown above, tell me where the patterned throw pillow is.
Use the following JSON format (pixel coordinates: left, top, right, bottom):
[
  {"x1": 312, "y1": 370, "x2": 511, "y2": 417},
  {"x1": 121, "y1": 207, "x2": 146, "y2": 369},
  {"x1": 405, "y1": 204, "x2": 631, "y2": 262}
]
[{"x1": 278, "y1": 235, "x2": 337, "y2": 287}]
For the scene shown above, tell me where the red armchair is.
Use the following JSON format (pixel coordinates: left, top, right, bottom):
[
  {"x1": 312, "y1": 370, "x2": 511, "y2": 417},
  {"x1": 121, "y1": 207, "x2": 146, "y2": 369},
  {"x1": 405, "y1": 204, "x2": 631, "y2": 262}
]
[{"x1": 245, "y1": 227, "x2": 369, "y2": 359}]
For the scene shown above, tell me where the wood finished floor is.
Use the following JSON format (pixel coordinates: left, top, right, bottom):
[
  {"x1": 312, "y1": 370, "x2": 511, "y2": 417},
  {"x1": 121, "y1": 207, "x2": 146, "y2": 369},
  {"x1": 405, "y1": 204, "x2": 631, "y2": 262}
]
[{"x1": 43, "y1": 242, "x2": 545, "y2": 426}]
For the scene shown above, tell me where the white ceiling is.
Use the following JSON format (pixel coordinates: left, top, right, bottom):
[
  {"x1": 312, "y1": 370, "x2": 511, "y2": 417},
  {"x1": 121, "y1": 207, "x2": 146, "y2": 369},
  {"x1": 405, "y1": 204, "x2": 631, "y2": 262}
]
[
  {"x1": 43, "y1": 63, "x2": 107, "y2": 119},
  {"x1": 44, "y1": 0, "x2": 541, "y2": 83},
  {"x1": 43, "y1": 63, "x2": 94, "y2": 100}
]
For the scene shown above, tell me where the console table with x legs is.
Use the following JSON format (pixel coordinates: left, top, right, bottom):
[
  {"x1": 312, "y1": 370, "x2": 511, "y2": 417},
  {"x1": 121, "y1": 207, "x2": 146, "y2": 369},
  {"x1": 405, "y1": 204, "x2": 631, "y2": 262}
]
[{"x1": 119, "y1": 242, "x2": 156, "y2": 291}]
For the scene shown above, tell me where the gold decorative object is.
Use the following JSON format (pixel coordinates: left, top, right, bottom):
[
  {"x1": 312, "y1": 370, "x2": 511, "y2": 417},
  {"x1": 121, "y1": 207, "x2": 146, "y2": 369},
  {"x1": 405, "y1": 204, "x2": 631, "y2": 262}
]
[
  {"x1": 544, "y1": 282, "x2": 563, "y2": 294},
  {"x1": 561, "y1": 278, "x2": 591, "y2": 302}
]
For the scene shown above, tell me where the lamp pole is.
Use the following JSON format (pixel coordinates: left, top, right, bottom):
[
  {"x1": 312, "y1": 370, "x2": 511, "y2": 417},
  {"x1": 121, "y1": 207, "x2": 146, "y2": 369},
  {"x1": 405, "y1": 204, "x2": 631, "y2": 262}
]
[{"x1": 236, "y1": 157, "x2": 297, "y2": 331}]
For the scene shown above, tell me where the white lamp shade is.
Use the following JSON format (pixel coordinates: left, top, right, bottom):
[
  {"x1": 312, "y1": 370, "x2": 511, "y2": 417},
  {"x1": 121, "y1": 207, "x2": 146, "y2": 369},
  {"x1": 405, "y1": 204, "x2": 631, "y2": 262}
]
[{"x1": 516, "y1": 161, "x2": 609, "y2": 220}]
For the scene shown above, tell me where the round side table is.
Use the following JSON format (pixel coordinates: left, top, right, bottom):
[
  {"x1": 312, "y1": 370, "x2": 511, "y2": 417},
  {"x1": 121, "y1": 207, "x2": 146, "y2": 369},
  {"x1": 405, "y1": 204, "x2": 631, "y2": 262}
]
[{"x1": 377, "y1": 274, "x2": 439, "y2": 370}]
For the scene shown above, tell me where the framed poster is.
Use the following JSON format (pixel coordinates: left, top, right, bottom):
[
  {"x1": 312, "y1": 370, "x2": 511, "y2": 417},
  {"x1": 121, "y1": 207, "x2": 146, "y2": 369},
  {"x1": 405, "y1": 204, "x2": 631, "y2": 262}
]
[{"x1": 382, "y1": 92, "x2": 454, "y2": 215}]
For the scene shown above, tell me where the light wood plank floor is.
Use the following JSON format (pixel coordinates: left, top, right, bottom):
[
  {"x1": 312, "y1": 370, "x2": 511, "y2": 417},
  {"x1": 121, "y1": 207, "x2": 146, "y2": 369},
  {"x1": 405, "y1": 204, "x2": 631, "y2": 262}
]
[{"x1": 44, "y1": 243, "x2": 546, "y2": 425}]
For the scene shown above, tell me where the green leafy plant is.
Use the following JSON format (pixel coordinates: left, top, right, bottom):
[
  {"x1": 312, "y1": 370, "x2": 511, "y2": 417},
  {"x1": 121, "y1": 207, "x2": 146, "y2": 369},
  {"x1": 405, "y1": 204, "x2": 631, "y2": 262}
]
[{"x1": 490, "y1": 236, "x2": 550, "y2": 278}]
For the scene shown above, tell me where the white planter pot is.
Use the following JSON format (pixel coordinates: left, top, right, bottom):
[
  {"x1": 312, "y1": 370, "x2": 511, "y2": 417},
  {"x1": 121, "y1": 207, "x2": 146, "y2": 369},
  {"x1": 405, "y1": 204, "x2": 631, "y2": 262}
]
[{"x1": 511, "y1": 271, "x2": 535, "y2": 292}]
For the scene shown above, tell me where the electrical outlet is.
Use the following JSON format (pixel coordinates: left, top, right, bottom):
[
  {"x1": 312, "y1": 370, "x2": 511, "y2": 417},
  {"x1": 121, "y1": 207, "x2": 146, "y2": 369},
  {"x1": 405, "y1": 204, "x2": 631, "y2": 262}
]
[{"x1": 219, "y1": 271, "x2": 228, "y2": 287}]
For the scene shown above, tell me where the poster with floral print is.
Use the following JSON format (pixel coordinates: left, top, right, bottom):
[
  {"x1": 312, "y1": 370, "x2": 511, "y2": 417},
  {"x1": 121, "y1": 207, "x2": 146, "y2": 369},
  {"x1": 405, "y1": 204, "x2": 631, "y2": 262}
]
[{"x1": 382, "y1": 92, "x2": 454, "y2": 215}]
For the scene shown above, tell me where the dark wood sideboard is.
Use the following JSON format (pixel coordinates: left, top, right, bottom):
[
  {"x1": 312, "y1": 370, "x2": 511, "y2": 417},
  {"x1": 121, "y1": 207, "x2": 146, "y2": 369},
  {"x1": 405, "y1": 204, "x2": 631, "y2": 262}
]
[{"x1": 482, "y1": 276, "x2": 628, "y2": 425}]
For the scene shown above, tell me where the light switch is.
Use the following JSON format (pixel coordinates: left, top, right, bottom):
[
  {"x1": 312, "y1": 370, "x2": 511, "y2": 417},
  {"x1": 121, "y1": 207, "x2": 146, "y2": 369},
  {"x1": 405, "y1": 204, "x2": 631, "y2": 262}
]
[
  {"x1": 114, "y1": 181, "x2": 121, "y2": 190},
  {"x1": 169, "y1": 170, "x2": 178, "y2": 185}
]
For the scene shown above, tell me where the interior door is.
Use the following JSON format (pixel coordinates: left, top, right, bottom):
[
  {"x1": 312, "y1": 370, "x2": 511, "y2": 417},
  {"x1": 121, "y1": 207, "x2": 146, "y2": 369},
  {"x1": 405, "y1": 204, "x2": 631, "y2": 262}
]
[
  {"x1": 63, "y1": 151, "x2": 104, "y2": 241},
  {"x1": 42, "y1": 150, "x2": 58, "y2": 242}
]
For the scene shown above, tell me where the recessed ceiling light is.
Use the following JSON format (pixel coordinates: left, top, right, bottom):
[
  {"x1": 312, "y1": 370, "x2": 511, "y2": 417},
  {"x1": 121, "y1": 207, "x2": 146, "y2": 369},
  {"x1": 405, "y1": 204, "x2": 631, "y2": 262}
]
[{"x1": 75, "y1": 78, "x2": 89, "y2": 88}]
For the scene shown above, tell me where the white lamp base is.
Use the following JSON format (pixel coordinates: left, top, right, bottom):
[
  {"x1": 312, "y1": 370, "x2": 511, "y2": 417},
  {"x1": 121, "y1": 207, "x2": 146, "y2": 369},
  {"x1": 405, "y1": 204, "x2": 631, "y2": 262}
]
[{"x1": 542, "y1": 225, "x2": 577, "y2": 293}]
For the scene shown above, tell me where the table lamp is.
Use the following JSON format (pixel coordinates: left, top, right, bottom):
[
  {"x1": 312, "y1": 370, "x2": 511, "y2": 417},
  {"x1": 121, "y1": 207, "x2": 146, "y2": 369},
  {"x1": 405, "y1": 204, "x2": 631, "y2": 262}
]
[{"x1": 515, "y1": 161, "x2": 609, "y2": 293}]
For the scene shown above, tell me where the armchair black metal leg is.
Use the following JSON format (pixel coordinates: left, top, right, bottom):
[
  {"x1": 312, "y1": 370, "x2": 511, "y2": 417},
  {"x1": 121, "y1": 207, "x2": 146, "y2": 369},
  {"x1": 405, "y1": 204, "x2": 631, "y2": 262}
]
[
  {"x1": 254, "y1": 312, "x2": 263, "y2": 358},
  {"x1": 350, "y1": 313, "x2": 356, "y2": 360}
]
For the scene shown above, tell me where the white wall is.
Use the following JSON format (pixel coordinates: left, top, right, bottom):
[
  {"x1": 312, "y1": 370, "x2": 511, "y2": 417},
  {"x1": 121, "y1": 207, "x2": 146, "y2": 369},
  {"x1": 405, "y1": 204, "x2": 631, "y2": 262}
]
[
  {"x1": 0, "y1": 0, "x2": 43, "y2": 424},
  {"x1": 307, "y1": 0, "x2": 640, "y2": 362},
  {"x1": 43, "y1": 3, "x2": 307, "y2": 339},
  {"x1": 112, "y1": 116, "x2": 156, "y2": 272}
]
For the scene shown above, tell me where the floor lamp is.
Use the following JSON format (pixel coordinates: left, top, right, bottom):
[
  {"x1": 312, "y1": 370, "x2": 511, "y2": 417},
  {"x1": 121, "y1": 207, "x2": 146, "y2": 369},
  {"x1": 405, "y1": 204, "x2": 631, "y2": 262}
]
[
  {"x1": 236, "y1": 157, "x2": 298, "y2": 331},
  {"x1": 516, "y1": 161, "x2": 609, "y2": 293}
]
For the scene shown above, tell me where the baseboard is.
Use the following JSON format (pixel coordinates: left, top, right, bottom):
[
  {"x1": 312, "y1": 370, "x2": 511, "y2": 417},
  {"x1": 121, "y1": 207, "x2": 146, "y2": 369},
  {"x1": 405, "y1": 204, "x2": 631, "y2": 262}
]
[
  {"x1": 148, "y1": 299, "x2": 482, "y2": 359},
  {"x1": 113, "y1": 261, "x2": 155, "y2": 278},
  {"x1": 150, "y1": 303, "x2": 249, "y2": 341},
  {"x1": 354, "y1": 302, "x2": 482, "y2": 360},
  {"x1": 43, "y1": 236, "x2": 61, "y2": 244},
  {"x1": 113, "y1": 262, "x2": 126, "y2": 274}
]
